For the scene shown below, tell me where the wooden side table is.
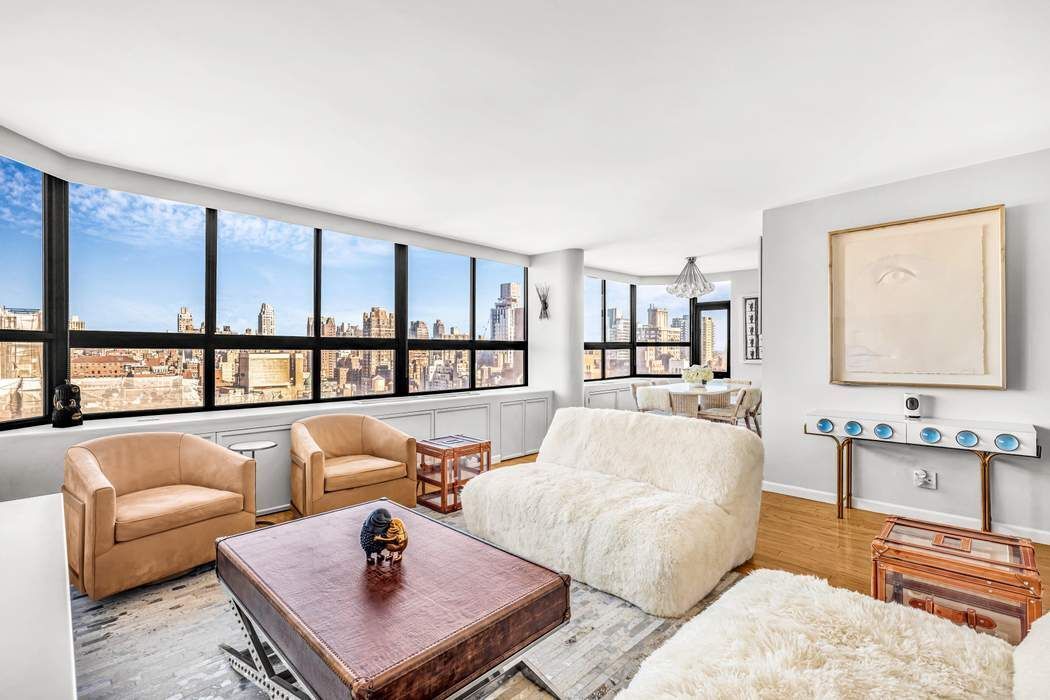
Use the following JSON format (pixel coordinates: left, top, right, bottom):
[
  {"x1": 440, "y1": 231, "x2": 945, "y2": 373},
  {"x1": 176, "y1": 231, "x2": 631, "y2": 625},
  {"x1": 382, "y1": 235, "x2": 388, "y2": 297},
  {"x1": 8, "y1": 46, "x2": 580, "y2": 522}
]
[{"x1": 416, "y1": 435, "x2": 492, "y2": 513}]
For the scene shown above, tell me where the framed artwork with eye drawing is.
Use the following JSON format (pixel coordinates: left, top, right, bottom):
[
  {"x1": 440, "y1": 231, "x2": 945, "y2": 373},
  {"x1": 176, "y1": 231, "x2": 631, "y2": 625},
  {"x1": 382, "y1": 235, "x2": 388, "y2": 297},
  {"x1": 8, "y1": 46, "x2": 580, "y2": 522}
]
[{"x1": 829, "y1": 204, "x2": 1005, "y2": 389}]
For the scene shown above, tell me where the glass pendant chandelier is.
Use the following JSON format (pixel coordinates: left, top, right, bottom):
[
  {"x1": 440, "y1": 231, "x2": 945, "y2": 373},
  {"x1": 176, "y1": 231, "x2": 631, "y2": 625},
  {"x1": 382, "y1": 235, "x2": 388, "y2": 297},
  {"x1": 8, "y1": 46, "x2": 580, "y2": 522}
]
[{"x1": 666, "y1": 256, "x2": 715, "y2": 299}]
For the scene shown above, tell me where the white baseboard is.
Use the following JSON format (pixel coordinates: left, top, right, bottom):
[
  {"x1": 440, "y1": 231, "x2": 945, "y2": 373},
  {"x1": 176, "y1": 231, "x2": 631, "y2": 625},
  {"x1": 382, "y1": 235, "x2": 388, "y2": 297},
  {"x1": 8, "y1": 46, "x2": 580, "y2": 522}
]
[{"x1": 762, "y1": 480, "x2": 1050, "y2": 545}]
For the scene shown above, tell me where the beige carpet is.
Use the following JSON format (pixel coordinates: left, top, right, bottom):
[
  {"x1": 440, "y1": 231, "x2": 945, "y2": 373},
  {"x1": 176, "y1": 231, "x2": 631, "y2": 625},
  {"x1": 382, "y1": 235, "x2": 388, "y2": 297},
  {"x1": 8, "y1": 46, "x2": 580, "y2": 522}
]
[{"x1": 71, "y1": 509, "x2": 741, "y2": 699}]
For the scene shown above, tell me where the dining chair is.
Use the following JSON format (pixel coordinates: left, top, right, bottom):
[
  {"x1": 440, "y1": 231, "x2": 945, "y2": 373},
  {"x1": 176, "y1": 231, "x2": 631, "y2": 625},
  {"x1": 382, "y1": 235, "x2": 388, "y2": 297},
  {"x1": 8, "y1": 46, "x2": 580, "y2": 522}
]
[
  {"x1": 698, "y1": 390, "x2": 731, "y2": 410},
  {"x1": 629, "y1": 380, "x2": 654, "y2": 403},
  {"x1": 723, "y1": 378, "x2": 752, "y2": 387},
  {"x1": 669, "y1": 391, "x2": 699, "y2": 418},
  {"x1": 743, "y1": 388, "x2": 762, "y2": 435},
  {"x1": 699, "y1": 388, "x2": 754, "y2": 427},
  {"x1": 635, "y1": 384, "x2": 671, "y2": 414}
]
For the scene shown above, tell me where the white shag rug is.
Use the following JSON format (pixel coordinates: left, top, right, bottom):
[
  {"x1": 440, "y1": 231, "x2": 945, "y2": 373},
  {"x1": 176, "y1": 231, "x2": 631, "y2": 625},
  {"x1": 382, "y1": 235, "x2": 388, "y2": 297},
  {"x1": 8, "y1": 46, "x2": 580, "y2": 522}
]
[{"x1": 618, "y1": 569, "x2": 1014, "y2": 699}]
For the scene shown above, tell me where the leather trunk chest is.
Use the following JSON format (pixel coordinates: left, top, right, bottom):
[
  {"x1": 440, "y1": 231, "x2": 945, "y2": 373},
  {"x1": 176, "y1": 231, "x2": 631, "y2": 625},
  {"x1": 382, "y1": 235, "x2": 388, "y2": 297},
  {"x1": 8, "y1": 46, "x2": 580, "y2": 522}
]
[
  {"x1": 216, "y1": 499, "x2": 570, "y2": 699},
  {"x1": 871, "y1": 516, "x2": 1042, "y2": 644}
]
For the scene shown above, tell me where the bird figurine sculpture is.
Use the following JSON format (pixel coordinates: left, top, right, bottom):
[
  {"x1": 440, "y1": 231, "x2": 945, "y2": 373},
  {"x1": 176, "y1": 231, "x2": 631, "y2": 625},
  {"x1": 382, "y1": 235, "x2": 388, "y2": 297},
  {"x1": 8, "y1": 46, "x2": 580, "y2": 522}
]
[{"x1": 360, "y1": 508, "x2": 409, "y2": 565}]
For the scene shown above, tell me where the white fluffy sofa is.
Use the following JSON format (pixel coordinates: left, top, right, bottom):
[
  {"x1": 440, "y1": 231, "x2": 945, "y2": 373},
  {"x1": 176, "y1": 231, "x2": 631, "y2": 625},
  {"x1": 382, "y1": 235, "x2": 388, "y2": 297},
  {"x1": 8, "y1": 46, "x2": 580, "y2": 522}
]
[
  {"x1": 460, "y1": 407, "x2": 764, "y2": 617},
  {"x1": 621, "y1": 569, "x2": 1050, "y2": 699}
]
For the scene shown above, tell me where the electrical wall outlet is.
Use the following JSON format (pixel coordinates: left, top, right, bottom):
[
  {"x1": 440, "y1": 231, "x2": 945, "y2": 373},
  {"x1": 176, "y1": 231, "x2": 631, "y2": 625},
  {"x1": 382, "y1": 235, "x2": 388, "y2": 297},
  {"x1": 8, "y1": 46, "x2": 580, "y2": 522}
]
[{"x1": 912, "y1": 469, "x2": 938, "y2": 490}]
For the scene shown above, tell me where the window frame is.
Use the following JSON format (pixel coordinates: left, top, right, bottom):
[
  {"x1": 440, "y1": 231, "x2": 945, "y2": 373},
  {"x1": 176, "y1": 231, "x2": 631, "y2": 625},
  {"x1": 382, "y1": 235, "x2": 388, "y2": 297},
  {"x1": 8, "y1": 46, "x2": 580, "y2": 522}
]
[
  {"x1": 0, "y1": 168, "x2": 59, "y2": 429},
  {"x1": 0, "y1": 168, "x2": 528, "y2": 429},
  {"x1": 584, "y1": 278, "x2": 730, "y2": 381}
]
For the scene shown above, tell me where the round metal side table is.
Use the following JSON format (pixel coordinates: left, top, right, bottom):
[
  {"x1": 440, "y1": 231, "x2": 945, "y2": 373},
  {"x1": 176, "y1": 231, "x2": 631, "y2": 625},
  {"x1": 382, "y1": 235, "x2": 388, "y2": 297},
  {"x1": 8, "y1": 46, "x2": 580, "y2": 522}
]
[{"x1": 228, "y1": 440, "x2": 279, "y2": 527}]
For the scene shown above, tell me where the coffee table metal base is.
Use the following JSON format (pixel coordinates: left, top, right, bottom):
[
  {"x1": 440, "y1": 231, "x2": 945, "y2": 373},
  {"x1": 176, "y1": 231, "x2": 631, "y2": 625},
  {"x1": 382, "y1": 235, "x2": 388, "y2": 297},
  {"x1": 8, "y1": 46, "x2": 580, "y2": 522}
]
[
  {"x1": 219, "y1": 582, "x2": 565, "y2": 700},
  {"x1": 219, "y1": 586, "x2": 318, "y2": 700}
]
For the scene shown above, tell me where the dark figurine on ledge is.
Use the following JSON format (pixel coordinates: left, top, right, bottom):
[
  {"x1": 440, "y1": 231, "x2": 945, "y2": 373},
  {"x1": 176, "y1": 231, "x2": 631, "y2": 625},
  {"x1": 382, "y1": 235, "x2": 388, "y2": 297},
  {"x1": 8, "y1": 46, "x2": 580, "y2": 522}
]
[
  {"x1": 360, "y1": 507, "x2": 409, "y2": 565},
  {"x1": 52, "y1": 379, "x2": 83, "y2": 428}
]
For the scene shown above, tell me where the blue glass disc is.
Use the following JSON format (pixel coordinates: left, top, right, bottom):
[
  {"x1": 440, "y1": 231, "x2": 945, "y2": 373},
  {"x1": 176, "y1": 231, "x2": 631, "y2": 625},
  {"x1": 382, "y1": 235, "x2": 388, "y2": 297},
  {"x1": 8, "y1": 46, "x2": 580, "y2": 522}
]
[
  {"x1": 874, "y1": 423, "x2": 893, "y2": 439},
  {"x1": 955, "y1": 430, "x2": 979, "y2": 448},
  {"x1": 844, "y1": 421, "x2": 863, "y2": 436},
  {"x1": 995, "y1": 433, "x2": 1019, "y2": 452},
  {"x1": 816, "y1": 418, "x2": 834, "y2": 433},
  {"x1": 920, "y1": 427, "x2": 941, "y2": 444}
]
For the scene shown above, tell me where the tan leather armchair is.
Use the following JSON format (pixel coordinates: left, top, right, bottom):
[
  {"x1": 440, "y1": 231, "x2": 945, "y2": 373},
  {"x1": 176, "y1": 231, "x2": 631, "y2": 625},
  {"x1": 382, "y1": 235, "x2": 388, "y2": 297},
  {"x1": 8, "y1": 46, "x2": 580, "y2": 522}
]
[
  {"x1": 290, "y1": 414, "x2": 417, "y2": 516},
  {"x1": 63, "y1": 432, "x2": 255, "y2": 599}
]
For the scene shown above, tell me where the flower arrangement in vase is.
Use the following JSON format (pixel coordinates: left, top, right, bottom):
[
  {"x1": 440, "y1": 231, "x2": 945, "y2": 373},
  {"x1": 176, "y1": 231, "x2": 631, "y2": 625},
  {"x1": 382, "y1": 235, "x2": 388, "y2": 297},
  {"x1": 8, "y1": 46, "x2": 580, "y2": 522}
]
[{"x1": 681, "y1": 364, "x2": 713, "y2": 389}]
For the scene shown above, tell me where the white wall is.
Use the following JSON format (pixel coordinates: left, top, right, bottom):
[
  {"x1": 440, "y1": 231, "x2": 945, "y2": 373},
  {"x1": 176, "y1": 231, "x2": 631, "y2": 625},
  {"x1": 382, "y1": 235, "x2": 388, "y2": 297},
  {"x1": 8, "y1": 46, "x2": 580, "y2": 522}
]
[
  {"x1": 763, "y1": 148, "x2": 1050, "y2": 540},
  {"x1": 529, "y1": 250, "x2": 584, "y2": 409}
]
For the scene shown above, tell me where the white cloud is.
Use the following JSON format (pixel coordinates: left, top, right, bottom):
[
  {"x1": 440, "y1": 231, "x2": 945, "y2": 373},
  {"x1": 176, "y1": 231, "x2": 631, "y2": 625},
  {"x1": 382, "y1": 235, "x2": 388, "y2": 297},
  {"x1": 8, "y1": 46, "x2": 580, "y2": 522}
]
[
  {"x1": 69, "y1": 183, "x2": 205, "y2": 250},
  {"x1": 0, "y1": 157, "x2": 43, "y2": 238}
]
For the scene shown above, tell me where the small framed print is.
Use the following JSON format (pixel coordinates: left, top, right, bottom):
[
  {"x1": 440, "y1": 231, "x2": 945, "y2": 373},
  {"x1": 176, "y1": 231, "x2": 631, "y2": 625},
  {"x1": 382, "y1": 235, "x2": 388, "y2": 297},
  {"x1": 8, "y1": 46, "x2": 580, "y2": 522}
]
[{"x1": 743, "y1": 296, "x2": 761, "y2": 363}]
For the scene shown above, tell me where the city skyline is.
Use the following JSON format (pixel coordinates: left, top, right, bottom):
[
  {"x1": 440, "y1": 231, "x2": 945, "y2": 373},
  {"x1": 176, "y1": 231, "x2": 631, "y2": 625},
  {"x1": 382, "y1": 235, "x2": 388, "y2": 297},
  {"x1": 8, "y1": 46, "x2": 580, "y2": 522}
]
[
  {"x1": 43, "y1": 277, "x2": 526, "y2": 413},
  {"x1": 584, "y1": 277, "x2": 730, "y2": 378}
]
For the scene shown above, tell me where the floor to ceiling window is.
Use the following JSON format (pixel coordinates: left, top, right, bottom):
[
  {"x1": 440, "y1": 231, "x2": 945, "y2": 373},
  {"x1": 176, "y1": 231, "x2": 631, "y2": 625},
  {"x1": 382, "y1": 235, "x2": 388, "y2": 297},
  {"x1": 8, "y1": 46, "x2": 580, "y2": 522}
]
[
  {"x1": 584, "y1": 275, "x2": 731, "y2": 381},
  {"x1": 0, "y1": 156, "x2": 46, "y2": 425},
  {"x1": 0, "y1": 153, "x2": 529, "y2": 430},
  {"x1": 68, "y1": 184, "x2": 207, "y2": 413},
  {"x1": 582, "y1": 276, "x2": 633, "y2": 380}
]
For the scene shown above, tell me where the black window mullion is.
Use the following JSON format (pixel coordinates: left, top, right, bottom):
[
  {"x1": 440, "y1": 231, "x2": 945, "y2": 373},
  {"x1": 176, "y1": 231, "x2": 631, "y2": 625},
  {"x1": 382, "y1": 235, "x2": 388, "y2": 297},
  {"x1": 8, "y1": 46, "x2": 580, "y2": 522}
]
[
  {"x1": 522, "y1": 266, "x2": 529, "y2": 386},
  {"x1": 312, "y1": 228, "x2": 322, "y2": 402},
  {"x1": 43, "y1": 175, "x2": 69, "y2": 405},
  {"x1": 394, "y1": 244, "x2": 409, "y2": 395},
  {"x1": 600, "y1": 279, "x2": 607, "y2": 379},
  {"x1": 203, "y1": 208, "x2": 217, "y2": 409},
  {"x1": 629, "y1": 283, "x2": 637, "y2": 377},
  {"x1": 469, "y1": 257, "x2": 477, "y2": 389}
]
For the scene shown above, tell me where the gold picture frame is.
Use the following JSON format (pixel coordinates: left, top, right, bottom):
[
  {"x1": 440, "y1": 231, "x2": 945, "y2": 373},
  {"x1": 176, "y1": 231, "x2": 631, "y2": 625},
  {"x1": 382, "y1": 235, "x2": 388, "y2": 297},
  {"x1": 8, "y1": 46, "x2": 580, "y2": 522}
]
[{"x1": 829, "y1": 204, "x2": 1006, "y2": 389}]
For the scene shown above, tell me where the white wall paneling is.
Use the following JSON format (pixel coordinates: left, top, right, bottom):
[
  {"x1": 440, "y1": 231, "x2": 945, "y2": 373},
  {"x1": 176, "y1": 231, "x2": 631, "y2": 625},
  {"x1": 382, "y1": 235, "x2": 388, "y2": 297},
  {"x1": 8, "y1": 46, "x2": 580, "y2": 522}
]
[
  {"x1": 434, "y1": 405, "x2": 490, "y2": 445},
  {"x1": 583, "y1": 380, "x2": 637, "y2": 412},
  {"x1": 763, "y1": 147, "x2": 1050, "y2": 541},
  {"x1": 524, "y1": 399, "x2": 549, "y2": 454},
  {"x1": 217, "y1": 427, "x2": 293, "y2": 514},
  {"x1": 585, "y1": 389, "x2": 618, "y2": 410},
  {"x1": 0, "y1": 388, "x2": 553, "y2": 513},
  {"x1": 374, "y1": 411, "x2": 434, "y2": 442},
  {"x1": 500, "y1": 401, "x2": 526, "y2": 460}
]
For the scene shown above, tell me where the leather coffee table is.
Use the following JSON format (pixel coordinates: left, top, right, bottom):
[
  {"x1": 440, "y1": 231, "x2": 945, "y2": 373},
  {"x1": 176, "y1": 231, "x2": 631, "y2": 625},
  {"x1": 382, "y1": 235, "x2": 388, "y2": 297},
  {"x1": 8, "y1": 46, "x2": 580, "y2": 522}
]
[{"x1": 216, "y1": 499, "x2": 570, "y2": 699}]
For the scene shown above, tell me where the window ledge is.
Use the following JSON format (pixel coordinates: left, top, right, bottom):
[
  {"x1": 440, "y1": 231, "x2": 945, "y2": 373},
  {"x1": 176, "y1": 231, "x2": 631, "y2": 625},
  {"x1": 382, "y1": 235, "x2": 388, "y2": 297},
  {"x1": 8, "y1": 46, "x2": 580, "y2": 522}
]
[{"x1": 0, "y1": 386, "x2": 550, "y2": 438}]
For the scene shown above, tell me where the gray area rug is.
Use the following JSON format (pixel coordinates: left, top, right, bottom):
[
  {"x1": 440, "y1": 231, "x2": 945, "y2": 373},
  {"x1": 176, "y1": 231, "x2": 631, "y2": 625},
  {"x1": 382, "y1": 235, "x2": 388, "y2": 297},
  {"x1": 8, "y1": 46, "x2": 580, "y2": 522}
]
[{"x1": 71, "y1": 509, "x2": 741, "y2": 699}]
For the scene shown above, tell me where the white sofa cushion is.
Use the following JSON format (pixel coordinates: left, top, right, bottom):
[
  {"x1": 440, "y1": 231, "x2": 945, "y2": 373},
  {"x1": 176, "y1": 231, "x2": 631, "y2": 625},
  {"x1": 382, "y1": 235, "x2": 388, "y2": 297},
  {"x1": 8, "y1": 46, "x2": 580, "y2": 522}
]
[
  {"x1": 461, "y1": 462, "x2": 740, "y2": 617},
  {"x1": 620, "y1": 569, "x2": 1014, "y2": 699}
]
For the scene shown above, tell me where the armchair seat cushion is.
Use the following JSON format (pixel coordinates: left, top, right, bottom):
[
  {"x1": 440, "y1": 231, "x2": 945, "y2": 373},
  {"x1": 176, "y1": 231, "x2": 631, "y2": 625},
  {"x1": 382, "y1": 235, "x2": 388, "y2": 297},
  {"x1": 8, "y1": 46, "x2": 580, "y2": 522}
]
[
  {"x1": 324, "y1": 455, "x2": 406, "y2": 492},
  {"x1": 115, "y1": 485, "x2": 244, "y2": 542}
]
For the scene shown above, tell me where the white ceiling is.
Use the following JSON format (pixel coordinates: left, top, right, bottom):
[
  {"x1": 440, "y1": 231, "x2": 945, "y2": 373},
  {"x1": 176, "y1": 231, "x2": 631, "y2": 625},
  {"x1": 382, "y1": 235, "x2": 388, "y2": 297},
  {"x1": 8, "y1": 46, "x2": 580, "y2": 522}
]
[{"x1": 3, "y1": 1, "x2": 1050, "y2": 275}]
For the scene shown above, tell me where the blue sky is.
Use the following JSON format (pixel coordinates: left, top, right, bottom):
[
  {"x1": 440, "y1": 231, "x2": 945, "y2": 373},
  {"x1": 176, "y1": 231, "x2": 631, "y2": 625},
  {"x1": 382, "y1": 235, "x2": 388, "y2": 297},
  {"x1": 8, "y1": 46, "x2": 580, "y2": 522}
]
[
  {"x1": 408, "y1": 247, "x2": 470, "y2": 332},
  {"x1": 0, "y1": 157, "x2": 43, "y2": 313},
  {"x1": 70, "y1": 181, "x2": 207, "y2": 332},
  {"x1": 2, "y1": 156, "x2": 523, "y2": 335}
]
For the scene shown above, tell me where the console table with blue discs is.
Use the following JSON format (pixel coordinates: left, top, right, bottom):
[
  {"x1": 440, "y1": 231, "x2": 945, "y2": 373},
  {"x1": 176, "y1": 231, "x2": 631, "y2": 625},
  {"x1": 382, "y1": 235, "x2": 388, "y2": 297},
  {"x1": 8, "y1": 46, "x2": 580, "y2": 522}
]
[{"x1": 804, "y1": 411, "x2": 1040, "y2": 532}]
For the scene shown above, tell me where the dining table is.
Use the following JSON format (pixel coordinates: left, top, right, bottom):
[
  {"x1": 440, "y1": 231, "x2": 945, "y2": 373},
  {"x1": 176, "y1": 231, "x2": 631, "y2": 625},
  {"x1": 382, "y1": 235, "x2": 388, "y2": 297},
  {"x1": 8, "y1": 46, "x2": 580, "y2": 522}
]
[{"x1": 635, "y1": 381, "x2": 736, "y2": 413}]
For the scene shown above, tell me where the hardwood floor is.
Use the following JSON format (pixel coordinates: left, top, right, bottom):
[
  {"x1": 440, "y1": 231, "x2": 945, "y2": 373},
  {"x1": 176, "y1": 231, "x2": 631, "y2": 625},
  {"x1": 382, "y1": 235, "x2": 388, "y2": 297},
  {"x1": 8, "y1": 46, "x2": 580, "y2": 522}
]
[{"x1": 263, "y1": 453, "x2": 1050, "y2": 605}]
